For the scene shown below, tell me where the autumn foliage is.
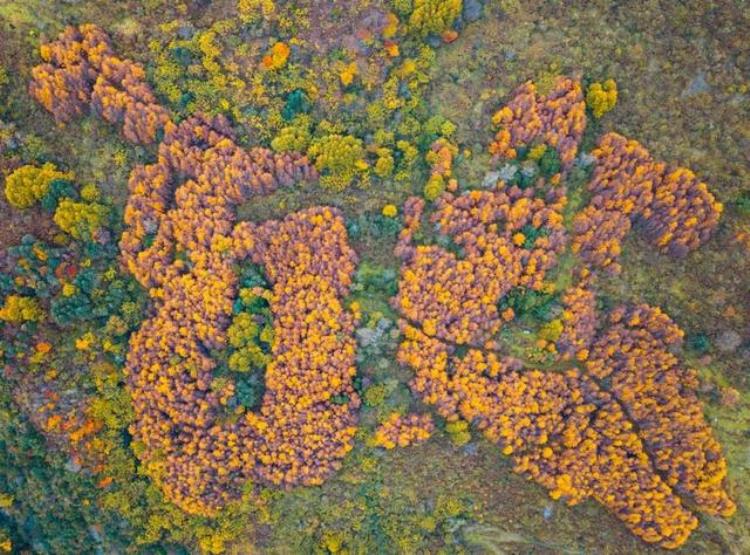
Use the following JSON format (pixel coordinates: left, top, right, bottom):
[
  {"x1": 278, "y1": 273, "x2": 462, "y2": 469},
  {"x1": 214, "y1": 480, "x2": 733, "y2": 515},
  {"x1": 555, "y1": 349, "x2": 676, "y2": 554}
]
[
  {"x1": 30, "y1": 24, "x2": 169, "y2": 144},
  {"x1": 3, "y1": 163, "x2": 72, "y2": 209},
  {"x1": 392, "y1": 76, "x2": 733, "y2": 549},
  {"x1": 22, "y1": 30, "x2": 735, "y2": 548},
  {"x1": 372, "y1": 412, "x2": 434, "y2": 449},
  {"x1": 574, "y1": 132, "x2": 723, "y2": 270},
  {"x1": 396, "y1": 256, "x2": 735, "y2": 548},
  {"x1": 393, "y1": 184, "x2": 567, "y2": 346},
  {"x1": 490, "y1": 77, "x2": 586, "y2": 169},
  {"x1": 586, "y1": 305, "x2": 735, "y2": 518},
  {"x1": 120, "y1": 110, "x2": 360, "y2": 515}
]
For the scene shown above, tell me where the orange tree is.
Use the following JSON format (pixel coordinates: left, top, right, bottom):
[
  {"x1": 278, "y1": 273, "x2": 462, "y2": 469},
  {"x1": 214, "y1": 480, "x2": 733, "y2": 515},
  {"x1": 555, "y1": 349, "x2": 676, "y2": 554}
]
[{"x1": 391, "y1": 76, "x2": 733, "y2": 549}]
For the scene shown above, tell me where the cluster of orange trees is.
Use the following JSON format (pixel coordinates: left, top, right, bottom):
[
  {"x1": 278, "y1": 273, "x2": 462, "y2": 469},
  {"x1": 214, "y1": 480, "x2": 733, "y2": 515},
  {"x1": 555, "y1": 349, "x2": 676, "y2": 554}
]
[
  {"x1": 396, "y1": 273, "x2": 735, "y2": 547},
  {"x1": 490, "y1": 79, "x2": 721, "y2": 272},
  {"x1": 397, "y1": 322, "x2": 708, "y2": 548},
  {"x1": 29, "y1": 22, "x2": 363, "y2": 518},
  {"x1": 556, "y1": 283, "x2": 597, "y2": 361},
  {"x1": 489, "y1": 77, "x2": 586, "y2": 169},
  {"x1": 393, "y1": 185, "x2": 566, "y2": 346},
  {"x1": 121, "y1": 111, "x2": 360, "y2": 515},
  {"x1": 25, "y1": 28, "x2": 735, "y2": 547},
  {"x1": 391, "y1": 76, "x2": 733, "y2": 548},
  {"x1": 119, "y1": 113, "x2": 314, "y2": 289},
  {"x1": 571, "y1": 204, "x2": 632, "y2": 274},
  {"x1": 586, "y1": 305, "x2": 735, "y2": 518},
  {"x1": 30, "y1": 24, "x2": 169, "y2": 143},
  {"x1": 573, "y1": 132, "x2": 723, "y2": 270},
  {"x1": 372, "y1": 412, "x2": 434, "y2": 449}
]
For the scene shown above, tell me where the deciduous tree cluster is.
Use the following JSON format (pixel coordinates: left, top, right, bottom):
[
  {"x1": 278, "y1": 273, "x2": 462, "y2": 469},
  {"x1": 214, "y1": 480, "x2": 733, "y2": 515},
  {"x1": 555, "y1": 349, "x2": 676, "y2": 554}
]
[
  {"x1": 586, "y1": 305, "x2": 736, "y2": 518},
  {"x1": 490, "y1": 77, "x2": 586, "y2": 169},
  {"x1": 556, "y1": 283, "x2": 598, "y2": 361},
  {"x1": 396, "y1": 303, "x2": 734, "y2": 548},
  {"x1": 393, "y1": 184, "x2": 566, "y2": 346},
  {"x1": 121, "y1": 111, "x2": 360, "y2": 516},
  {"x1": 392, "y1": 81, "x2": 733, "y2": 547},
  {"x1": 408, "y1": 0, "x2": 463, "y2": 37},
  {"x1": 372, "y1": 412, "x2": 434, "y2": 449},
  {"x1": 575, "y1": 133, "x2": 723, "y2": 269},
  {"x1": 3, "y1": 163, "x2": 72, "y2": 209},
  {"x1": 30, "y1": 25, "x2": 169, "y2": 144}
]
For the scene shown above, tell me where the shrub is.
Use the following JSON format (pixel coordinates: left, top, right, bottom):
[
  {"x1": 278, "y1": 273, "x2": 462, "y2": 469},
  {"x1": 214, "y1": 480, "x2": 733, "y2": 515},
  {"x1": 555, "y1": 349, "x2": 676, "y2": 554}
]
[
  {"x1": 50, "y1": 293, "x2": 94, "y2": 325},
  {"x1": 308, "y1": 134, "x2": 366, "y2": 190},
  {"x1": 53, "y1": 199, "x2": 108, "y2": 239},
  {"x1": 39, "y1": 178, "x2": 78, "y2": 212},
  {"x1": 261, "y1": 42, "x2": 290, "y2": 70},
  {"x1": 4, "y1": 163, "x2": 73, "y2": 209},
  {"x1": 687, "y1": 332, "x2": 711, "y2": 354},
  {"x1": 374, "y1": 148, "x2": 395, "y2": 178},
  {"x1": 538, "y1": 147, "x2": 562, "y2": 177},
  {"x1": 282, "y1": 89, "x2": 311, "y2": 121},
  {"x1": 355, "y1": 262, "x2": 398, "y2": 296},
  {"x1": 499, "y1": 288, "x2": 557, "y2": 321},
  {"x1": 271, "y1": 115, "x2": 311, "y2": 153},
  {"x1": 0, "y1": 295, "x2": 44, "y2": 322},
  {"x1": 423, "y1": 174, "x2": 444, "y2": 201},
  {"x1": 237, "y1": 0, "x2": 275, "y2": 24},
  {"x1": 382, "y1": 204, "x2": 398, "y2": 218},
  {"x1": 538, "y1": 319, "x2": 563, "y2": 342},
  {"x1": 586, "y1": 79, "x2": 618, "y2": 118},
  {"x1": 409, "y1": 0, "x2": 463, "y2": 37}
]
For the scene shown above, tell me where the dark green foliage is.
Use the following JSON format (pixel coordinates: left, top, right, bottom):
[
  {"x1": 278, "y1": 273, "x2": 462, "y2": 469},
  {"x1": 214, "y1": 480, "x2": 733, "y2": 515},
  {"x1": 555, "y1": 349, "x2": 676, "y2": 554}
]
[
  {"x1": 499, "y1": 287, "x2": 558, "y2": 321},
  {"x1": 0, "y1": 272, "x2": 12, "y2": 294},
  {"x1": 565, "y1": 162, "x2": 594, "y2": 195},
  {"x1": 688, "y1": 332, "x2": 711, "y2": 355},
  {"x1": 331, "y1": 393, "x2": 350, "y2": 405},
  {"x1": 142, "y1": 232, "x2": 156, "y2": 249},
  {"x1": 50, "y1": 292, "x2": 94, "y2": 324},
  {"x1": 39, "y1": 178, "x2": 78, "y2": 212},
  {"x1": 347, "y1": 212, "x2": 402, "y2": 242},
  {"x1": 538, "y1": 148, "x2": 561, "y2": 178},
  {"x1": 282, "y1": 89, "x2": 311, "y2": 121},
  {"x1": 578, "y1": 112, "x2": 603, "y2": 154},
  {"x1": 237, "y1": 262, "x2": 269, "y2": 289},
  {"x1": 735, "y1": 192, "x2": 750, "y2": 215},
  {"x1": 0, "y1": 390, "x2": 130, "y2": 553},
  {"x1": 232, "y1": 372, "x2": 265, "y2": 409},
  {"x1": 170, "y1": 46, "x2": 194, "y2": 67},
  {"x1": 3, "y1": 238, "x2": 63, "y2": 300},
  {"x1": 520, "y1": 223, "x2": 549, "y2": 248},
  {"x1": 354, "y1": 261, "x2": 398, "y2": 296}
]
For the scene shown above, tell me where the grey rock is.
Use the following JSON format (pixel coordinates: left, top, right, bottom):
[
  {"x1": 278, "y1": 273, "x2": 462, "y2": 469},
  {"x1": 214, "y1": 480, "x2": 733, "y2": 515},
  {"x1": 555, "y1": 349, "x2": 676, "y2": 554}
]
[
  {"x1": 177, "y1": 25, "x2": 195, "y2": 40},
  {"x1": 682, "y1": 71, "x2": 711, "y2": 97},
  {"x1": 356, "y1": 327, "x2": 379, "y2": 347},
  {"x1": 521, "y1": 161, "x2": 538, "y2": 177},
  {"x1": 65, "y1": 457, "x2": 81, "y2": 473},
  {"x1": 543, "y1": 504, "x2": 554, "y2": 520},
  {"x1": 497, "y1": 163, "x2": 518, "y2": 182},
  {"x1": 577, "y1": 152, "x2": 596, "y2": 167},
  {"x1": 716, "y1": 330, "x2": 742, "y2": 353},
  {"x1": 463, "y1": 442, "x2": 479, "y2": 456},
  {"x1": 482, "y1": 171, "x2": 501, "y2": 188}
]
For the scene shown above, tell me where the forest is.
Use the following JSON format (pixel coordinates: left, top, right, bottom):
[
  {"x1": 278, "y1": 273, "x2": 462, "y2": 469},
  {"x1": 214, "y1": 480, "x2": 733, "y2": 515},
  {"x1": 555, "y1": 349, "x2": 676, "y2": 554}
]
[{"x1": 0, "y1": 1, "x2": 748, "y2": 553}]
